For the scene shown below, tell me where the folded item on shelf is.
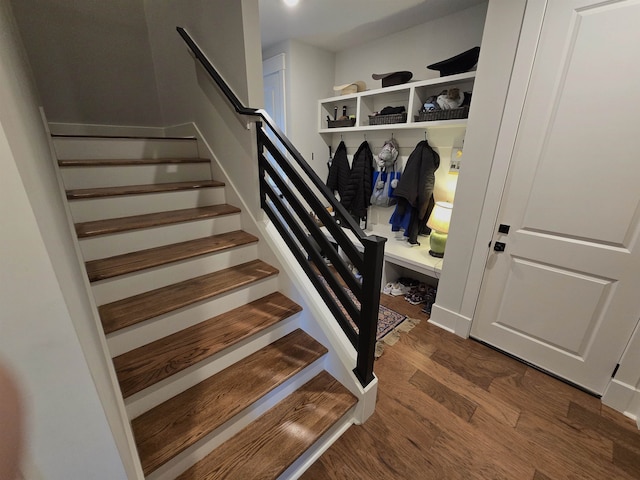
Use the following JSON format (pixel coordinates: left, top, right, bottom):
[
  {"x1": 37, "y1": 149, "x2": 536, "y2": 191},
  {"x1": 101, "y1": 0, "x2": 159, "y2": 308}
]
[
  {"x1": 372, "y1": 71, "x2": 413, "y2": 87},
  {"x1": 427, "y1": 46, "x2": 480, "y2": 77}
]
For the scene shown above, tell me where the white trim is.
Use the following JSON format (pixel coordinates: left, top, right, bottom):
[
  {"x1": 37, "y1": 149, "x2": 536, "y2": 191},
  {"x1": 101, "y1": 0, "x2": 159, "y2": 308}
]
[
  {"x1": 428, "y1": 304, "x2": 457, "y2": 333},
  {"x1": 262, "y1": 53, "x2": 286, "y2": 75},
  {"x1": 281, "y1": 413, "x2": 355, "y2": 479},
  {"x1": 40, "y1": 110, "x2": 145, "y2": 478},
  {"x1": 460, "y1": 0, "x2": 549, "y2": 320},
  {"x1": 48, "y1": 122, "x2": 169, "y2": 137},
  {"x1": 602, "y1": 379, "x2": 640, "y2": 427}
]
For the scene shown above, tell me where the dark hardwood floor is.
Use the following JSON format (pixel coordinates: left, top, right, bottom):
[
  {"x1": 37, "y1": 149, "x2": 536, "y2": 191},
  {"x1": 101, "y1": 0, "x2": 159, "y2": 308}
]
[{"x1": 301, "y1": 292, "x2": 640, "y2": 479}]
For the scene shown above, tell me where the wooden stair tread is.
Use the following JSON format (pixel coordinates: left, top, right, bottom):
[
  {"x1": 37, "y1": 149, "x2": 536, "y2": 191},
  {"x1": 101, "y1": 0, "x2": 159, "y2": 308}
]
[
  {"x1": 66, "y1": 180, "x2": 224, "y2": 199},
  {"x1": 75, "y1": 204, "x2": 240, "y2": 238},
  {"x1": 132, "y1": 329, "x2": 328, "y2": 476},
  {"x1": 86, "y1": 230, "x2": 258, "y2": 282},
  {"x1": 113, "y1": 292, "x2": 302, "y2": 398},
  {"x1": 98, "y1": 259, "x2": 278, "y2": 334},
  {"x1": 58, "y1": 157, "x2": 209, "y2": 167},
  {"x1": 175, "y1": 371, "x2": 357, "y2": 480}
]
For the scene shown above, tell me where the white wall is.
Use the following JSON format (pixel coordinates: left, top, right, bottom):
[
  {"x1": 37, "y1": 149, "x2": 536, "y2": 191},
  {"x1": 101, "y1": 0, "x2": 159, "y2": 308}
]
[
  {"x1": 334, "y1": 3, "x2": 488, "y2": 89},
  {"x1": 427, "y1": 0, "x2": 529, "y2": 334},
  {"x1": 0, "y1": 3, "x2": 129, "y2": 477},
  {"x1": 262, "y1": 3, "x2": 487, "y2": 203},
  {"x1": 263, "y1": 40, "x2": 336, "y2": 182},
  {"x1": 145, "y1": 0, "x2": 264, "y2": 213},
  {"x1": 10, "y1": 0, "x2": 163, "y2": 127}
]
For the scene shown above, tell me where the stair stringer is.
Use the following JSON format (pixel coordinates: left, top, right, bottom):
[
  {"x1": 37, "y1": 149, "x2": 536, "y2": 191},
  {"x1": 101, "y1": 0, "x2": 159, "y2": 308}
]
[
  {"x1": 172, "y1": 121, "x2": 379, "y2": 418},
  {"x1": 161, "y1": 122, "x2": 377, "y2": 479}
]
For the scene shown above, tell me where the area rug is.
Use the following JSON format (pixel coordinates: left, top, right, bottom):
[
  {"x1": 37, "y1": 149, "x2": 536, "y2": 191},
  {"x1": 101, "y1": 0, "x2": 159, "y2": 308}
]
[{"x1": 317, "y1": 276, "x2": 420, "y2": 357}]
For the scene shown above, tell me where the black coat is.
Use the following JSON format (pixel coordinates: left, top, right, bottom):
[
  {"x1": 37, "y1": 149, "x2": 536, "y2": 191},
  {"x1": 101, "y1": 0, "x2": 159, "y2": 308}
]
[
  {"x1": 326, "y1": 140, "x2": 349, "y2": 199},
  {"x1": 327, "y1": 140, "x2": 373, "y2": 219},
  {"x1": 393, "y1": 140, "x2": 440, "y2": 219}
]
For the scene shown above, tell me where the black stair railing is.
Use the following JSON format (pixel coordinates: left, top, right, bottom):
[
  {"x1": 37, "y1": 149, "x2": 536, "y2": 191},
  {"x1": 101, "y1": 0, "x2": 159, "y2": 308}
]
[{"x1": 177, "y1": 27, "x2": 385, "y2": 387}]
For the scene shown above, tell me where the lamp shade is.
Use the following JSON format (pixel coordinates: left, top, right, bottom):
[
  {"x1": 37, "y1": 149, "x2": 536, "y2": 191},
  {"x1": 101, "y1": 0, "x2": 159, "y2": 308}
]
[{"x1": 427, "y1": 201, "x2": 453, "y2": 234}]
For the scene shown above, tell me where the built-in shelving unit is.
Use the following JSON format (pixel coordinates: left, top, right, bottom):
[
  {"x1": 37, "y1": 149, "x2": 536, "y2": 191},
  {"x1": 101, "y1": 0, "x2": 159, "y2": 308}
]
[
  {"x1": 318, "y1": 73, "x2": 475, "y2": 287},
  {"x1": 318, "y1": 71, "x2": 475, "y2": 136}
]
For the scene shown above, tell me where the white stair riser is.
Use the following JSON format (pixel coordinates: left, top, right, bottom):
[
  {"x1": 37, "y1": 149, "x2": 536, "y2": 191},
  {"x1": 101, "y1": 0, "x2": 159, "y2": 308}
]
[
  {"x1": 79, "y1": 214, "x2": 242, "y2": 260},
  {"x1": 144, "y1": 359, "x2": 325, "y2": 480},
  {"x1": 68, "y1": 188, "x2": 226, "y2": 222},
  {"x1": 91, "y1": 244, "x2": 260, "y2": 304},
  {"x1": 106, "y1": 277, "x2": 281, "y2": 357},
  {"x1": 125, "y1": 314, "x2": 301, "y2": 419},
  {"x1": 60, "y1": 164, "x2": 212, "y2": 189},
  {"x1": 53, "y1": 137, "x2": 199, "y2": 160}
]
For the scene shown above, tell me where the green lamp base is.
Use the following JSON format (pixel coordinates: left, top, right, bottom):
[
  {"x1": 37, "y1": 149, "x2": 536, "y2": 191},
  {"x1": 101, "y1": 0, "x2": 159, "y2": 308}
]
[{"x1": 429, "y1": 230, "x2": 447, "y2": 258}]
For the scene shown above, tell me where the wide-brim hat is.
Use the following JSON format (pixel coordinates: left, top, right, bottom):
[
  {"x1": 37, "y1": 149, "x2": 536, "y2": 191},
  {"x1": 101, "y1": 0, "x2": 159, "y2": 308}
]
[
  {"x1": 333, "y1": 80, "x2": 367, "y2": 95},
  {"x1": 371, "y1": 71, "x2": 413, "y2": 88},
  {"x1": 427, "y1": 47, "x2": 480, "y2": 77}
]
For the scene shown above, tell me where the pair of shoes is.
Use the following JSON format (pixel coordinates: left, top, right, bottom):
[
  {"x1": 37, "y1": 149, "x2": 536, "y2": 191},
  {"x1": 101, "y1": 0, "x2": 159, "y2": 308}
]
[
  {"x1": 391, "y1": 283, "x2": 410, "y2": 296},
  {"x1": 404, "y1": 282, "x2": 435, "y2": 305},
  {"x1": 397, "y1": 277, "x2": 419, "y2": 288}
]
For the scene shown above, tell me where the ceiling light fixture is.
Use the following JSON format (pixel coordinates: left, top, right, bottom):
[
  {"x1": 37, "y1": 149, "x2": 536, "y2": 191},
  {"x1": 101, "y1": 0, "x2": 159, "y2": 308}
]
[{"x1": 283, "y1": 0, "x2": 299, "y2": 7}]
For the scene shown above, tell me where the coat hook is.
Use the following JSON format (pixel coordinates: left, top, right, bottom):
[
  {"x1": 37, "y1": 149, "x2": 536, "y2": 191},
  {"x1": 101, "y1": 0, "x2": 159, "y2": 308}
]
[
  {"x1": 341, "y1": 134, "x2": 343, "y2": 141},
  {"x1": 391, "y1": 132, "x2": 394, "y2": 139},
  {"x1": 424, "y1": 131, "x2": 427, "y2": 141},
  {"x1": 364, "y1": 133, "x2": 367, "y2": 141}
]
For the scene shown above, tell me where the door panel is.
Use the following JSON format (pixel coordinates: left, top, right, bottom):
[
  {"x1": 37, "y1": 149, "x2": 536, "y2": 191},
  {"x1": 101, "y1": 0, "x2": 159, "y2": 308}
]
[
  {"x1": 496, "y1": 258, "x2": 613, "y2": 356},
  {"x1": 471, "y1": 0, "x2": 640, "y2": 393}
]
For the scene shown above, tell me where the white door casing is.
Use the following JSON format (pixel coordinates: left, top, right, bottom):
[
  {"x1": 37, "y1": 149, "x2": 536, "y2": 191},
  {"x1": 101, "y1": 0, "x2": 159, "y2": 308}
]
[{"x1": 471, "y1": 0, "x2": 640, "y2": 394}]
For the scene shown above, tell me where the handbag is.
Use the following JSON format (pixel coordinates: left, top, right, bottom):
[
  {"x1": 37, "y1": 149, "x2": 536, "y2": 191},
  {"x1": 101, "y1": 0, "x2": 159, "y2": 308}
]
[{"x1": 370, "y1": 165, "x2": 401, "y2": 207}]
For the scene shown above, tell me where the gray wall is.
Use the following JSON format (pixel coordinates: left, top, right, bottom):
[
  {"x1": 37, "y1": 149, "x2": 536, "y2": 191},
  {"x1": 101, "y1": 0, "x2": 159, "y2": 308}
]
[{"x1": 11, "y1": 0, "x2": 163, "y2": 126}]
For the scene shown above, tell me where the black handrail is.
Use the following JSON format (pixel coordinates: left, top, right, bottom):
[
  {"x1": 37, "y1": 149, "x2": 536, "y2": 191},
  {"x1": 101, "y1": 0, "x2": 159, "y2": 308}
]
[{"x1": 177, "y1": 26, "x2": 386, "y2": 387}]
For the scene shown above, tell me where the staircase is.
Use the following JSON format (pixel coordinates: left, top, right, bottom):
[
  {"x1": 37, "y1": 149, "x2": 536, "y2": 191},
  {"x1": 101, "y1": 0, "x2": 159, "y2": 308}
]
[{"x1": 54, "y1": 135, "x2": 358, "y2": 479}]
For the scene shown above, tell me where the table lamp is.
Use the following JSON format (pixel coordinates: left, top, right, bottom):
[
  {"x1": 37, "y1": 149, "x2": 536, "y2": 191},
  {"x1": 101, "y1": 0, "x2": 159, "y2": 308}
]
[{"x1": 426, "y1": 201, "x2": 453, "y2": 258}]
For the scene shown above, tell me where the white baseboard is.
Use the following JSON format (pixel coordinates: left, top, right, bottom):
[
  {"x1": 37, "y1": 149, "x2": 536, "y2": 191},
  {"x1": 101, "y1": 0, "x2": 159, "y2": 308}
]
[
  {"x1": 429, "y1": 303, "x2": 472, "y2": 338},
  {"x1": 48, "y1": 122, "x2": 169, "y2": 137},
  {"x1": 602, "y1": 378, "x2": 640, "y2": 427}
]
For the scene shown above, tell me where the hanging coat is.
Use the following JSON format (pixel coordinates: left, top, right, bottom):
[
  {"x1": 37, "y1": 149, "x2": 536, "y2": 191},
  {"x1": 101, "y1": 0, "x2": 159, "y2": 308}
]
[
  {"x1": 326, "y1": 140, "x2": 349, "y2": 200},
  {"x1": 341, "y1": 141, "x2": 373, "y2": 220},
  {"x1": 390, "y1": 140, "x2": 440, "y2": 243}
]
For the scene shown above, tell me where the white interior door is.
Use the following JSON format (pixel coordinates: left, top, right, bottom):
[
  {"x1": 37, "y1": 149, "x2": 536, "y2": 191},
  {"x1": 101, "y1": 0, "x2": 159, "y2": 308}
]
[
  {"x1": 471, "y1": 0, "x2": 640, "y2": 394},
  {"x1": 263, "y1": 53, "x2": 286, "y2": 133}
]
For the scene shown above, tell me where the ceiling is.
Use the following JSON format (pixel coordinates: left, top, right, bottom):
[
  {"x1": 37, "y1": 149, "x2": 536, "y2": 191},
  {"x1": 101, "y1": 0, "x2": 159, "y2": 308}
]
[{"x1": 259, "y1": 0, "x2": 486, "y2": 52}]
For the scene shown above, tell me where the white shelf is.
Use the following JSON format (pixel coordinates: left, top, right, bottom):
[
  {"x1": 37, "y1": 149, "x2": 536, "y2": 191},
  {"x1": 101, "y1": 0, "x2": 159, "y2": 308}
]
[
  {"x1": 320, "y1": 211, "x2": 443, "y2": 283},
  {"x1": 318, "y1": 118, "x2": 467, "y2": 135},
  {"x1": 364, "y1": 217, "x2": 443, "y2": 280}
]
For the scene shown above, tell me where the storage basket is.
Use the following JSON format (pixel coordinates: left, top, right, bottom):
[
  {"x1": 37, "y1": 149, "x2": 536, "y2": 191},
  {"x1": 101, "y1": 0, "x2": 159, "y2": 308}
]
[
  {"x1": 368, "y1": 112, "x2": 407, "y2": 126},
  {"x1": 327, "y1": 118, "x2": 356, "y2": 128},
  {"x1": 414, "y1": 106, "x2": 469, "y2": 122}
]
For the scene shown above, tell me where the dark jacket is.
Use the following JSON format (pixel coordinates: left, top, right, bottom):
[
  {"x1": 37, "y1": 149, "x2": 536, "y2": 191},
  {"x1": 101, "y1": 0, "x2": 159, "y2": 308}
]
[
  {"x1": 326, "y1": 140, "x2": 349, "y2": 199},
  {"x1": 326, "y1": 140, "x2": 373, "y2": 220},
  {"x1": 392, "y1": 140, "x2": 440, "y2": 218},
  {"x1": 341, "y1": 141, "x2": 373, "y2": 219}
]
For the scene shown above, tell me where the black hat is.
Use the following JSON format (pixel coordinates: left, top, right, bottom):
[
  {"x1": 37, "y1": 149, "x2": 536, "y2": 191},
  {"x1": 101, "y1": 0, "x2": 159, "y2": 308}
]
[
  {"x1": 372, "y1": 71, "x2": 413, "y2": 88},
  {"x1": 427, "y1": 47, "x2": 480, "y2": 77}
]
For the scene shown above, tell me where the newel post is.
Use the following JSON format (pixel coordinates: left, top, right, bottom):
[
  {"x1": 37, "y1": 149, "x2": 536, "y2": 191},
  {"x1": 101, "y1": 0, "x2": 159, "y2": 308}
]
[{"x1": 354, "y1": 234, "x2": 386, "y2": 387}]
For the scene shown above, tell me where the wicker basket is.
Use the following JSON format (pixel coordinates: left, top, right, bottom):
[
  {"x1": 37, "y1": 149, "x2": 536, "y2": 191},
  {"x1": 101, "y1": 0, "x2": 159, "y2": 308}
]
[
  {"x1": 327, "y1": 118, "x2": 356, "y2": 128},
  {"x1": 415, "y1": 106, "x2": 469, "y2": 122},
  {"x1": 368, "y1": 112, "x2": 407, "y2": 126}
]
